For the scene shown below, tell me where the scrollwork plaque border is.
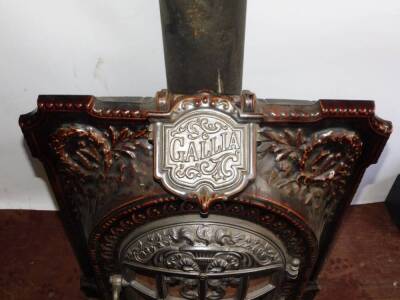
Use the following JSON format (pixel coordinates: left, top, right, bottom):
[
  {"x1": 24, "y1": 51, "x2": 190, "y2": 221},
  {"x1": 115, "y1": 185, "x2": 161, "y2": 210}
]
[{"x1": 151, "y1": 93, "x2": 258, "y2": 213}]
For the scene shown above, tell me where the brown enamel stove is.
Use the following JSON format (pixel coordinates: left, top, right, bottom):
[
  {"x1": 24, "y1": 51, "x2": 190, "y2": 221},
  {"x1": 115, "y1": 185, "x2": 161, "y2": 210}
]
[{"x1": 19, "y1": 1, "x2": 391, "y2": 300}]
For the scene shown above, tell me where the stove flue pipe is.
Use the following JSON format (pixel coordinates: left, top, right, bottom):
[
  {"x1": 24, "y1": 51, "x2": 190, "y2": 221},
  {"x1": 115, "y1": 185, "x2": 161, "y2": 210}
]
[{"x1": 159, "y1": 0, "x2": 247, "y2": 95}]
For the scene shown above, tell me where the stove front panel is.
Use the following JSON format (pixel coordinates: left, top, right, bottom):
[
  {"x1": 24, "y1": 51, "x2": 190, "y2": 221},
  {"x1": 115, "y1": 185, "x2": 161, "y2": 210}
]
[{"x1": 19, "y1": 91, "x2": 391, "y2": 299}]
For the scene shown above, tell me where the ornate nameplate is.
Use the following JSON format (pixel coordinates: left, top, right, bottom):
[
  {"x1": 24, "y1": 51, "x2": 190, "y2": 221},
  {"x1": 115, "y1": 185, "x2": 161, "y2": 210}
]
[{"x1": 152, "y1": 94, "x2": 257, "y2": 209}]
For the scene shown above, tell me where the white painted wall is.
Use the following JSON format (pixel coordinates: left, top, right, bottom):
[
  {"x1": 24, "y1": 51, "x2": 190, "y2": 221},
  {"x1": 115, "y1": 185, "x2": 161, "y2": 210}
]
[{"x1": 0, "y1": 0, "x2": 399, "y2": 210}]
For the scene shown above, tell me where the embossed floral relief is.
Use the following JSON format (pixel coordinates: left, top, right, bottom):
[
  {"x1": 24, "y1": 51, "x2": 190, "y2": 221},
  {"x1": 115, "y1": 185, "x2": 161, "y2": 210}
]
[
  {"x1": 257, "y1": 127, "x2": 363, "y2": 231},
  {"x1": 50, "y1": 125, "x2": 152, "y2": 231},
  {"x1": 124, "y1": 224, "x2": 283, "y2": 266}
]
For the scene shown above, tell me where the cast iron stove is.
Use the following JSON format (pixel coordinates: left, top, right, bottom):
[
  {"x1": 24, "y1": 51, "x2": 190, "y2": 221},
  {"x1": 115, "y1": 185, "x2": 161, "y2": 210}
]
[{"x1": 19, "y1": 1, "x2": 392, "y2": 299}]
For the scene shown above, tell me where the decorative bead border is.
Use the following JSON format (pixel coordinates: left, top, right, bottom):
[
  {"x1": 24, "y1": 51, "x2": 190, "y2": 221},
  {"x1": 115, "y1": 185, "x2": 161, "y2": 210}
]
[{"x1": 19, "y1": 91, "x2": 392, "y2": 138}]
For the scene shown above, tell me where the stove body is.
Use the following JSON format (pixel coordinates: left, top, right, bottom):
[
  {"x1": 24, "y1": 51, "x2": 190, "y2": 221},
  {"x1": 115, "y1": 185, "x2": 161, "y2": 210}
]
[{"x1": 20, "y1": 1, "x2": 391, "y2": 299}]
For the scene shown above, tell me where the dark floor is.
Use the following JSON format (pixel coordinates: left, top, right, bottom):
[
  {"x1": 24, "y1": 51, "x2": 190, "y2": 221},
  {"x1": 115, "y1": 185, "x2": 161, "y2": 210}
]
[{"x1": 0, "y1": 203, "x2": 399, "y2": 300}]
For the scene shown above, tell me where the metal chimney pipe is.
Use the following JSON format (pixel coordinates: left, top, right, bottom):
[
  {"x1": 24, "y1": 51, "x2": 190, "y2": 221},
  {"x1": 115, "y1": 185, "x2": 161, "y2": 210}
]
[{"x1": 159, "y1": 0, "x2": 247, "y2": 95}]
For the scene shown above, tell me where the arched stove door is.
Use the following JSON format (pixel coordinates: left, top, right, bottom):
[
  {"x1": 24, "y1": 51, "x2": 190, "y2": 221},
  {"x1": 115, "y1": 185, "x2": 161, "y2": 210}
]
[{"x1": 113, "y1": 215, "x2": 300, "y2": 300}]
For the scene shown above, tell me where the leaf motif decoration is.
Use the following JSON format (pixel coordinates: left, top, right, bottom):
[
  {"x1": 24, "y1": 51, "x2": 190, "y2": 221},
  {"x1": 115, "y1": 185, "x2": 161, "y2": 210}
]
[{"x1": 258, "y1": 127, "x2": 362, "y2": 224}]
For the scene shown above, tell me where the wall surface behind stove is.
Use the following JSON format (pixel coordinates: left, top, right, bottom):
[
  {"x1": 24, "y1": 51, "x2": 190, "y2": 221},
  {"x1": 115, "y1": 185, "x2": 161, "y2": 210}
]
[{"x1": 0, "y1": 0, "x2": 398, "y2": 209}]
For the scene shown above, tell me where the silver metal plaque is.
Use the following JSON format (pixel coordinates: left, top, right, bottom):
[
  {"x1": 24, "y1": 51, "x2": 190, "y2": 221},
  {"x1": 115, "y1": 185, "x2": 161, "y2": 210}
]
[{"x1": 153, "y1": 97, "x2": 256, "y2": 200}]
